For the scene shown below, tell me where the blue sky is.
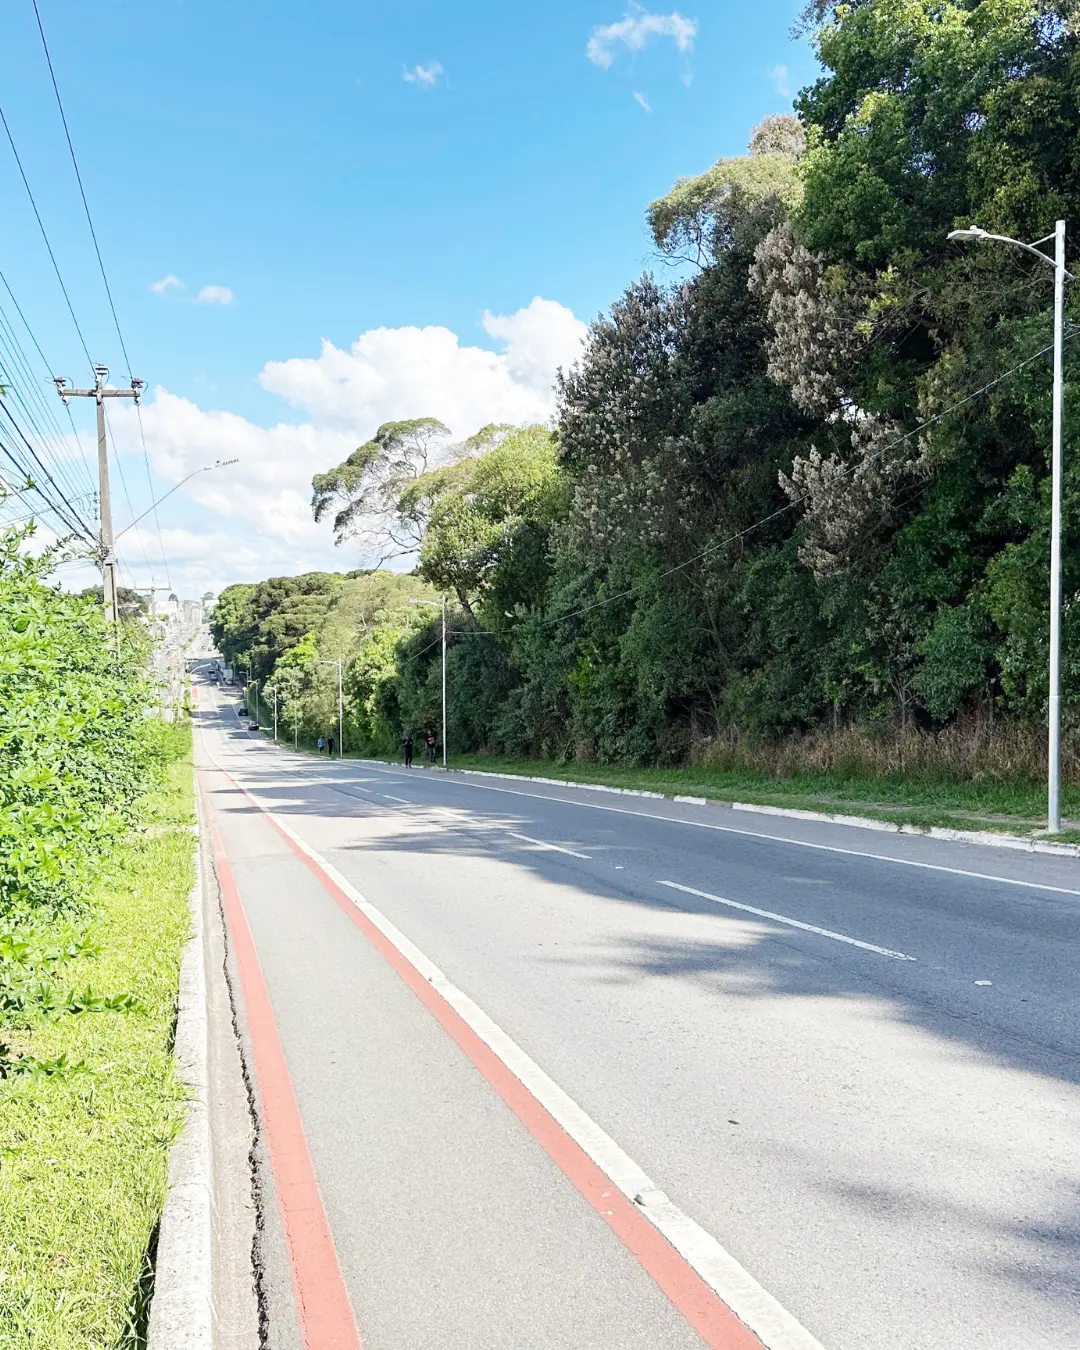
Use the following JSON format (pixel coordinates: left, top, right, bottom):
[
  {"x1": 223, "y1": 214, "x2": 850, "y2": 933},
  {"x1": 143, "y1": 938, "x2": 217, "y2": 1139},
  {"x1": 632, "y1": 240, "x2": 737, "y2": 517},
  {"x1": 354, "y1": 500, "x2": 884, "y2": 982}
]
[{"x1": 1, "y1": 0, "x2": 818, "y2": 595}]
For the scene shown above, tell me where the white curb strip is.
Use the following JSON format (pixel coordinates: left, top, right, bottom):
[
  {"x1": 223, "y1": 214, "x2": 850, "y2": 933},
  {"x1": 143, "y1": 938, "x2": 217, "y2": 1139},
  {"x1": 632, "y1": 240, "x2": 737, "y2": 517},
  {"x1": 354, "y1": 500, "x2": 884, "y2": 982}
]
[{"x1": 147, "y1": 799, "x2": 213, "y2": 1350}]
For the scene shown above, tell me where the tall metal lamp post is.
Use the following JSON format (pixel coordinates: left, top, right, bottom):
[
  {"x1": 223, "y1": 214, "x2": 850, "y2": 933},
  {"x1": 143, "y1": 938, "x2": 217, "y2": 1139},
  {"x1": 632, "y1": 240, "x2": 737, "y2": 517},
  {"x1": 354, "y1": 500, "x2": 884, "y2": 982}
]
[
  {"x1": 948, "y1": 220, "x2": 1072, "y2": 832},
  {"x1": 316, "y1": 658, "x2": 344, "y2": 758},
  {"x1": 412, "y1": 596, "x2": 447, "y2": 768}
]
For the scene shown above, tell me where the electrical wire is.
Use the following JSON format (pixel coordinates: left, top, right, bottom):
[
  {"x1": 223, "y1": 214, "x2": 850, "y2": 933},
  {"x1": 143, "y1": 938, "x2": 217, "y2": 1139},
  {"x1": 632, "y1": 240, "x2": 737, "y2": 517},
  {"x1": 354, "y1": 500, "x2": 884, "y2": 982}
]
[
  {"x1": 0, "y1": 101, "x2": 92, "y2": 369},
  {"x1": 104, "y1": 401, "x2": 158, "y2": 586},
  {"x1": 527, "y1": 334, "x2": 1068, "y2": 631},
  {"x1": 0, "y1": 264, "x2": 98, "y2": 491},
  {"x1": 0, "y1": 305, "x2": 94, "y2": 502},
  {"x1": 0, "y1": 402, "x2": 95, "y2": 539},
  {"x1": 402, "y1": 333, "x2": 1068, "y2": 651},
  {"x1": 31, "y1": 2, "x2": 172, "y2": 589}
]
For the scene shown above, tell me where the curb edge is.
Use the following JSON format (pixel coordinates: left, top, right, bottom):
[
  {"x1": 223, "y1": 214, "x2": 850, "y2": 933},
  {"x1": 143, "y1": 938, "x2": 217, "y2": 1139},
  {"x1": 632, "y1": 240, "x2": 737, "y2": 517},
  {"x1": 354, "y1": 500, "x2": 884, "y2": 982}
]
[{"x1": 147, "y1": 790, "x2": 214, "y2": 1350}]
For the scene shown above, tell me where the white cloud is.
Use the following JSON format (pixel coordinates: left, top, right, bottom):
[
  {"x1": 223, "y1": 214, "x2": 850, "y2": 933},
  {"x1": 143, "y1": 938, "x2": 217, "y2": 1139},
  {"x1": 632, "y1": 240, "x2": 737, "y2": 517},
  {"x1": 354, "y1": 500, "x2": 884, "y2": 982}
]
[
  {"x1": 260, "y1": 296, "x2": 586, "y2": 430},
  {"x1": 151, "y1": 275, "x2": 184, "y2": 293},
  {"x1": 771, "y1": 64, "x2": 791, "y2": 98},
  {"x1": 402, "y1": 61, "x2": 443, "y2": 87},
  {"x1": 104, "y1": 298, "x2": 587, "y2": 596},
  {"x1": 633, "y1": 90, "x2": 652, "y2": 111},
  {"x1": 587, "y1": 8, "x2": 697, "y2": 69},
  {"x1": 195, "y1": 285, "x2": 235, "y2": 306}
]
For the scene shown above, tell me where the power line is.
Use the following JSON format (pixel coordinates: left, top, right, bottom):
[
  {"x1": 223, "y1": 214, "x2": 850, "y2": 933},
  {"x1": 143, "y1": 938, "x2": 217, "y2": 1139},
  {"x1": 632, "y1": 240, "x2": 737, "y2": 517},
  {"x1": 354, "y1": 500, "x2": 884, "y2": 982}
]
[
  {"x1": 400, "y1": 335, "x2": 1068, "y2": 648},
  {"x1": 528, "y1": 335, "x2": 1067, "y2": 631},
  {"x1": 135, "y1": 401, "x2": 171, "y2": 588},
  {"x1": 0, "y1": 265, "x2": 98, "y2": 491},
  {"x1": 32, "y1": 0, "x2": 131, "y2": 374},
  {"x1": 31, "y1": 3, "x2": 172, "y2": 589},
  {"x1": 104, "y1": 401, "x2": 159, "y2": 587},
  {"x1": 0, "y1": 400, "x2": 96, "y2": 539},
  {"x1": 0, "y1": 101, "x2": 92, "y2": 369},
  {"x1": 0, "y1": 298, "x2": 95, "y2": 501}
]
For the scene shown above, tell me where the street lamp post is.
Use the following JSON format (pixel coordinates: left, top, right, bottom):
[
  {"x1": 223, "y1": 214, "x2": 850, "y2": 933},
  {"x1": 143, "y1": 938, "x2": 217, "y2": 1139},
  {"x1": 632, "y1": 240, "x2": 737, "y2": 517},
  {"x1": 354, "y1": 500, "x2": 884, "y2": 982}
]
[
  {"x1": 948, "y1": 220, "x2": 1071, "y2": 832},
  {"x1": 316, "y1": 658, "x2": 344, "y2": 758},
  {"x1": 412, "y1": 595, "x2": 447, "y2": 768}
]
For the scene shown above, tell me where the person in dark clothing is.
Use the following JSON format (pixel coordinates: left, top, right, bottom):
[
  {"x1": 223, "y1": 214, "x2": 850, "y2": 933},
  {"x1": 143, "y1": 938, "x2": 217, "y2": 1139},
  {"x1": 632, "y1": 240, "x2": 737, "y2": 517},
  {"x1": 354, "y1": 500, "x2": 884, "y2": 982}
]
[
  {"x1": 327, "y1": 735, "x2": 335, "y2": 757},
  {"x1": 426, "y1": 732, "x2": 436, "y2": 763},
  {"x1": 403, "y1": 734, "x2": 414, "y2": 767}
]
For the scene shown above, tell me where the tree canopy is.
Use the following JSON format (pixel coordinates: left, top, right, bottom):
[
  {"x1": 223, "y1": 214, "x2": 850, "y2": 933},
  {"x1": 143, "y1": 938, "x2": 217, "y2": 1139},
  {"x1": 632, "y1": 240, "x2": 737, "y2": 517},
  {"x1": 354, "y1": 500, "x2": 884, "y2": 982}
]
[{"x1": 225, "y1": 7, "x2": 1080, "y2": 772}]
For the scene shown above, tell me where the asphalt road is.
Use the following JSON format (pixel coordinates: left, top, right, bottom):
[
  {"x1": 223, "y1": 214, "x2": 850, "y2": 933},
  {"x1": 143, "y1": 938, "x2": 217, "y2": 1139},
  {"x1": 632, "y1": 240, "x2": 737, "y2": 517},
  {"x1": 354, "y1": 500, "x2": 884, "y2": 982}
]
[{"x1": 192, "y1": 674, "x2": 1080, "y2": 1350}]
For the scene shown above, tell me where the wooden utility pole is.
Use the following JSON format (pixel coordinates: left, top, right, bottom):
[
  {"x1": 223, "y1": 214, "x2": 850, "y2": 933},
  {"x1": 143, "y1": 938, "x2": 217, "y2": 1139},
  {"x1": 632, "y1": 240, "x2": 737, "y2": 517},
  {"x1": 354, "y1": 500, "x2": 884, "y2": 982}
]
[{"x1": 53, "y1": 366, "x2": 144, "y2": 624}]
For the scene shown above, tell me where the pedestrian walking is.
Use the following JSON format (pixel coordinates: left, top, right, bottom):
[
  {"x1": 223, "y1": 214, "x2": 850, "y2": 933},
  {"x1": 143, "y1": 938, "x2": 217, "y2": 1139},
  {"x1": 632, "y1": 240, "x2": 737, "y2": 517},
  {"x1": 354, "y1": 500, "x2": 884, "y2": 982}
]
[
  {"x1": 403, "y1": 734, "x2": 414, "y2": 768},
  {"x1": 327, "y1": 734, "x2": 335, "y2": 757},
  {"x1": 426, "y1": 732, "x2": 436, "y2": 763},
  {"x1": 317, "y1": 735, "x2": 325, "y2": 754}
]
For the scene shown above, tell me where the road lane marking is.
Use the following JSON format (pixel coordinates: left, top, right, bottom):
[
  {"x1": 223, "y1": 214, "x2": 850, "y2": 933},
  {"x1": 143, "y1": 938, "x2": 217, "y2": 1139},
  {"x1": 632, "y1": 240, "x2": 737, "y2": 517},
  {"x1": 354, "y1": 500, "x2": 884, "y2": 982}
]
[
  {"x1": 211, "y1": 756, "x2": 825, "y2": 1350},
  {"x1": 319, "y1": 782, "x2": 596, "y2": 861},
  {"x1": 657, "y1": 881, "x2": 917, "y2": 962},
  {"x1": 508, "y1": 831, "x2": 592, "y2": 859},
  {"x1": 350, "y1": 763, "x2": 1080, "y2": 899},
  {"x1": 199, "y1": 778, "x2": 364, "y2": 1350}
]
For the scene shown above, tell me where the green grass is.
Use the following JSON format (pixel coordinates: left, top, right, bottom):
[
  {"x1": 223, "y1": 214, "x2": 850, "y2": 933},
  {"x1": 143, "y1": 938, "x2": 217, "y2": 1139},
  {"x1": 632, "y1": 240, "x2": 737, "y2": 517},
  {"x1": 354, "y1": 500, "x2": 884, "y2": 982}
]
[
  {"x1": 0, "y1": 751, "x2": 194, "y2": 1350},
  {"x1": 441, "y1": 753, "x2": 1075, "y2": 837}
]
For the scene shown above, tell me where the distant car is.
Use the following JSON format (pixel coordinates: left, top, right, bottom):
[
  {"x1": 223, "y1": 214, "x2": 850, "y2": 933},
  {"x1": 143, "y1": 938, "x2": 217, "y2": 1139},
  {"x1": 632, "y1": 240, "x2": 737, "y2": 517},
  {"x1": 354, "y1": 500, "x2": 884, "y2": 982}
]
[{"x1": 247, "y1": 722, "x2": 259, "y2": 732}]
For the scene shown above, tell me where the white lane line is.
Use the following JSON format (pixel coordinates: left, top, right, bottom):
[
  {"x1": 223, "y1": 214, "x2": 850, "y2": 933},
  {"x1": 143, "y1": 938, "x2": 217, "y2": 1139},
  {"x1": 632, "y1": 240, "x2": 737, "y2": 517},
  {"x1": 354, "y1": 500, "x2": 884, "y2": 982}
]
[
  {"x1": 315, "y1": 782, "x2": 596, "y2": 860},
  {"x1": 211, "y1": 756, "x2": 824, "y2": 1350},
  {"x1": 508, "y1": 831, "x2": 592, "y2": 860},
  {"x1": 352, "y1": 763, "x2": 1080, "y2": 899},
  {"x1": 658, "y1": 881, "x2": 916, "y2": 961}
]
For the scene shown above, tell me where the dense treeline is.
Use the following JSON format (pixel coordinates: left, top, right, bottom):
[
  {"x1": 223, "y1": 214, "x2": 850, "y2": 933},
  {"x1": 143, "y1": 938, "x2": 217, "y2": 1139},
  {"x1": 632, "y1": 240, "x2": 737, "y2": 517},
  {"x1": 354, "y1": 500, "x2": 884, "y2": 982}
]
[{"x1": 213, "y1": 0, "x2": 1080, "y2": 775}]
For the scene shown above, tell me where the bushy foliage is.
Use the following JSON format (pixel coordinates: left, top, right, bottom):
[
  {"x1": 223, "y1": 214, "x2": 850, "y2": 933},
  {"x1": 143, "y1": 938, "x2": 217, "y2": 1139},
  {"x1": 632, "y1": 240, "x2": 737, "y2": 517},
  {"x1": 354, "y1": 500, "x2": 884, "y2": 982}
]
[
  {"x1": 231, "y1": 7, "x2": 1080, "y2": 774},
  {"x1": 0, "y1": 529, "x2": 173, "y2": 915}
]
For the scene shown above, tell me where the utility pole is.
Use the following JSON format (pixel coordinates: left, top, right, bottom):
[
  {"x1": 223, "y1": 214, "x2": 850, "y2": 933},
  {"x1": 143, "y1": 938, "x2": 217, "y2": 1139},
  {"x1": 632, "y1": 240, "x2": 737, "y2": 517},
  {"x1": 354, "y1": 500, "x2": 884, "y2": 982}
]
[{"x1": 54, "y1": 367, "x2": 144, "y2": 625}]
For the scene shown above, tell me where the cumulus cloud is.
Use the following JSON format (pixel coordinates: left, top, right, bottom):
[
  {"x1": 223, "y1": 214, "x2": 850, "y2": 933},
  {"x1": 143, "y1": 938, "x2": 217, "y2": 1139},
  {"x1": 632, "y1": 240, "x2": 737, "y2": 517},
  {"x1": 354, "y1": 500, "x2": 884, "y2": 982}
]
[
  {"x1": 151, "y1": 275, "x2": 184, "y2": 293},
  {"x1": 587, "y1": 8, "x2": 697, "y2": 68},
  {"x1": 633, "y1": 90, "x2": 652, "y2": 111},
  {"x1": 402, "y1": 61, "x2": 443, "y2": 87},
  {"x1": 195, "y1": 284, "x2": 235, "y2": 306},
  {"x1": 260, "y1": 296, "x2": 586, "y2": 431},
  {"x1": 106, "y1": 297, "x2": 587, "y2": 595},
  {"x1": 771, "y1": 64, "x2": 791, "y2": 98}
]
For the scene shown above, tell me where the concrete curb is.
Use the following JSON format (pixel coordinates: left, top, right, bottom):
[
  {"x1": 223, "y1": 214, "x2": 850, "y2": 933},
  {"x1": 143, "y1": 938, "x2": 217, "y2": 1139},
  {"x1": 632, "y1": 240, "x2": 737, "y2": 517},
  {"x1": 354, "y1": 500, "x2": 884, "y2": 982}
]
[
  {"x1": 355, "y1": 758, "x2": 1080, "y2": 859},
  {"x1": 147, "y1": 795, "x2": 213, "y2": 1350}
]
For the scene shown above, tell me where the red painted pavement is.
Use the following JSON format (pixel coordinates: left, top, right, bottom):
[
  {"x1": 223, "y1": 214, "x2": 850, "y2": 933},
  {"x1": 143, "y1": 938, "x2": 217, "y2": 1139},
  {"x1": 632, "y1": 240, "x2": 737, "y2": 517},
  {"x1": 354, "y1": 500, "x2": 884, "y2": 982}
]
[
  {"x1": 202, "y1": 777, "x2": 364, "y2": 1350},
  {"x1": 217, "y1": 763, "x2": 766, "y2": 1350}
]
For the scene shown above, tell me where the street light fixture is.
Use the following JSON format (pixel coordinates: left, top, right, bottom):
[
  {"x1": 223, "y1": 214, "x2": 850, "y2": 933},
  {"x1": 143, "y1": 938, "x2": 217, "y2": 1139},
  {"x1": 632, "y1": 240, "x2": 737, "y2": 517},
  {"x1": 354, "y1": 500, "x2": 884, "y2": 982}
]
[
  {"x1": 413, "y1": 595, "x2": 447, "y2": 769},
  {"x1": 114, "y1": 459, "x2": 238, "y2": 540},
  {"x1": 316, "y1": 658, "x2": 344, "y2": 758},
  {"x1": 948, "y1": 220, "x2": 1072, "y2": 831}
]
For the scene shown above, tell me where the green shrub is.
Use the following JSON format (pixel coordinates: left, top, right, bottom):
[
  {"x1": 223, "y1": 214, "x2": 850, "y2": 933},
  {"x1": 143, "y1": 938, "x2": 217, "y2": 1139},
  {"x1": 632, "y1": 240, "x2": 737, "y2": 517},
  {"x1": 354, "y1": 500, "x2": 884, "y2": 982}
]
[{"x1": 0, "y1": 529, "x2": 166, "y2": 917}]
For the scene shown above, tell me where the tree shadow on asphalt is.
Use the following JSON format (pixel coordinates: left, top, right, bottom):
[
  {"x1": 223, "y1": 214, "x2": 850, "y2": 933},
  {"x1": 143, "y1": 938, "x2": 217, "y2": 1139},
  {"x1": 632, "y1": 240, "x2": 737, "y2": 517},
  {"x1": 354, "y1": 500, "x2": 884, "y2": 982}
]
[{"x1": 205, "y1": 745, "x2": 1080, "y2": 1319}]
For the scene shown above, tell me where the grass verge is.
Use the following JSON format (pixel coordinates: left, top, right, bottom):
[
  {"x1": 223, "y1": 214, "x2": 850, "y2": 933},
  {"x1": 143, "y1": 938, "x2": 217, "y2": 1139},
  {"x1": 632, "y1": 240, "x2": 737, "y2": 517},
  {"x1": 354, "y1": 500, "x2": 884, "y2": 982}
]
[
  {"x1": 0, "y1": 742, "x2": 194, "y2": 1350},
  {"x1": 441, "y1": 753, "x2": 1078, "y2": 838}
]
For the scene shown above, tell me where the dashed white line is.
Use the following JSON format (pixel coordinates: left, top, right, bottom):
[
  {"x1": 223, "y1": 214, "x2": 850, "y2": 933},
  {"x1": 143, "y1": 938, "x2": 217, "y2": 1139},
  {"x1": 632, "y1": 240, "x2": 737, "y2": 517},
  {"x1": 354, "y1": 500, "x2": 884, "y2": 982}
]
[
  {"x1": 508, "y1": 832, "x2": 592, "y2": 860},
  {"x1": 658, "y1": 880, "x2": 917, "y2": 961},
  {"x1": 208, "y1": 752, "x2": 826, "y2": 1350},
  {"x1": 351, "y1": 763, "x2": 1080, "y2": 899}
]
